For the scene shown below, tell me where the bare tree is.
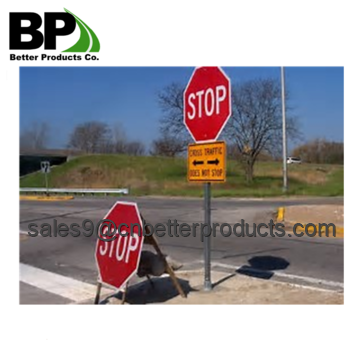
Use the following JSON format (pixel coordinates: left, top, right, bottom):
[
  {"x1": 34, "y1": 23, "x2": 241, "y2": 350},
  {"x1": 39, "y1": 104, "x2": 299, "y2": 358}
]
[
  {"x1": 68, "y1": 121, "x2": 111, "y2": 153},
  {"x1": 20, "y1": 121, "x2": 49, "y2": 150},
  {"x1": 150, "y1": 132, "x2": 185, "y2": 157},
  {"x1": 227, "y1": 142, "x2": 273, "y2": 162},
  {"x1": 225, "y1": 79, "x2": 300, "y2": 183},
  {"x1": 112, "y1": 123, "x2": 127, "y2": 154},
  {"x1": 157, "y1": 78, "x2": 300, "y2": 177},
  {"x1": 293, "y1": 138, "x2": 343, "y2": 164},
  {"x1": 157, "y1": 82, "x2": 189, "y2": 154},
  {"x1": 124, "y1": 141, "x2": 146, "y2": 156}
]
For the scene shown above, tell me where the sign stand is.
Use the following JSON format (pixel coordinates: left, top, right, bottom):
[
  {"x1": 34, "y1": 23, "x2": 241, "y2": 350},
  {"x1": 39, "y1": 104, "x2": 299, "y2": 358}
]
[
  {"x1": 121, "y1": 282, "x2": 129, "y2": 304},
  {"x1": 203, "y1": 182, "x2": 212, "y2": 291},
  {"x1": 94, "y1": 216, "x2": 186, "y2": 304},
  {"x1": 183, "y1": 67, "x2": 231, "y2": 291},
  {"x1": 94, "y1": 281, "x2": 102, "y2": 304},
  {"x1": 187, "y1": 142, "x2": 226, "y2": 291},
  {"x1": 142, "y1": 218, "x2": 186, "y2": 299}
]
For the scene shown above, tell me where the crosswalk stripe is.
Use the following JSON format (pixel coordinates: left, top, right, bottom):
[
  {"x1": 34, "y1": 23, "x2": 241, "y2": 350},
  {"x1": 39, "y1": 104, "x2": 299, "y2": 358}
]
[{"x1": 20, "y1": 263, "x2": 102, "y2": 303}]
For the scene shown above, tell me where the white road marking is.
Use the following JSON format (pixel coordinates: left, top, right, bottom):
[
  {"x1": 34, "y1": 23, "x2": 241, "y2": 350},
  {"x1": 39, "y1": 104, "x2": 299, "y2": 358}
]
[
  {"x1": 272, "y1": 271, "x2": 343, "y2": 289},
  {"x1": 204, "y1": 261, "x2": 344, "y2": 290},
  {"x1": 20, "y1": 263, "x2": 105, "y2": 303},
  {"x1": 20, "y1": 229, "x2": 48, "y2": 238}
]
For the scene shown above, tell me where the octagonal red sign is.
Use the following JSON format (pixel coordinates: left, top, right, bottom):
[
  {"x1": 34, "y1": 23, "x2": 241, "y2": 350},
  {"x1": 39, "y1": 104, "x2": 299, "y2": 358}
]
[
  {"x1": 184, "y1": 66, "x2": 231, "y2": 143},
  {"x1": 95, "y1": 201, "x2": 144, "y2": 289}
]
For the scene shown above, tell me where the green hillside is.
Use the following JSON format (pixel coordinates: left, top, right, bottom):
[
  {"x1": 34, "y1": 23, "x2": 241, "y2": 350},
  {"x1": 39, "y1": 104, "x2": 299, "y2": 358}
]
[{"x1": 20, "y1": 154, "x2": 344, "y2": 197}]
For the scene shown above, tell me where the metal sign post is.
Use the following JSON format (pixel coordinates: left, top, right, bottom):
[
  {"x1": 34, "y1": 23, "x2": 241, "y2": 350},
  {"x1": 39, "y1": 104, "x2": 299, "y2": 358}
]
[
  {"x1": 203, "y1": 182, "x2": 212, "y2": 291},
  {"x1": 188, "y1": 142, "x2": 227, "y2": 291}
]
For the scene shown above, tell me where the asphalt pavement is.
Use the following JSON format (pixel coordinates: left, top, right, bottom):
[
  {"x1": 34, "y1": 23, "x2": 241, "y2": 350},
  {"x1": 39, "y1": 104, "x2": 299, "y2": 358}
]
[{"x1": 19, "y1": 196, "x2": 344, "y2": 304}]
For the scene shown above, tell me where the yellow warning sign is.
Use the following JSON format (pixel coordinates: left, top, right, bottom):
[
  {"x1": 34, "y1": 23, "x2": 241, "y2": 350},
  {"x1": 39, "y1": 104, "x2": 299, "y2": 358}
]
[{"x1": 187, "y1": 141, "x2": 226, "y2": 182}]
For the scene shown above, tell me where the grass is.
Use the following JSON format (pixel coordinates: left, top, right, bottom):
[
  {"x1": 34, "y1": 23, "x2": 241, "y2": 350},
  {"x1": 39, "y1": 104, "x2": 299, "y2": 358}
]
[{"x1": 20, "y1": 154, "x2": 344, "y2": 197}]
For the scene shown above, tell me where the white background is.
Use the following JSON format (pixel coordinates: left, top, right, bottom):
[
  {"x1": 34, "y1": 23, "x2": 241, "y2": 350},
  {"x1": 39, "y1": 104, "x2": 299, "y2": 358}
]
[{"x1": 1, "y1": 0, "x2": 357, "y2": 359}]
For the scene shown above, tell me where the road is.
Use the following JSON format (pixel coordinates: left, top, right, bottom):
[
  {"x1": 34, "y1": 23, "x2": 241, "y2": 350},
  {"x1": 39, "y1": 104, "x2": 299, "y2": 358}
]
[{"x1": 19, "y1": 196, "x2": 344, "y2": 304}]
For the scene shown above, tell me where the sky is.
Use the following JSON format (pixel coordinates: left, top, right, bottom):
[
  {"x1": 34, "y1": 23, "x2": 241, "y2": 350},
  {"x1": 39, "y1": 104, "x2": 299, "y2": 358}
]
[{"x1": 20, "y1": 67, "x2": 344, "y2": 151}]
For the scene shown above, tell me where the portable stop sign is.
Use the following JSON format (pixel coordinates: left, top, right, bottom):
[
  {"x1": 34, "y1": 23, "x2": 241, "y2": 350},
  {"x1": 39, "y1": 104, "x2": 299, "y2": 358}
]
[{"x1": 95, "y1": 201, "x2": 144, "y2": 289}]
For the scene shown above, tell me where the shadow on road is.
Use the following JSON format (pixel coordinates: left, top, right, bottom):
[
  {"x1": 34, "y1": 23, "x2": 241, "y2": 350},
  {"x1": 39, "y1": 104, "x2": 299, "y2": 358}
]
[
  {"x1": 102, "y1": 277, "x2": 195, "y2": 304},
  {"x1": 236, "y1": 255, "x2": 290, "y2": 280}
]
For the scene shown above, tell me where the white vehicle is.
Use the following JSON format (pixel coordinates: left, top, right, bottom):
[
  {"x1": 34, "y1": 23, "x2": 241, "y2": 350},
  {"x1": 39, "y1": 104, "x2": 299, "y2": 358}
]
[{"x1": 287, "y1": 157, "x2": 302, "y2": 164}]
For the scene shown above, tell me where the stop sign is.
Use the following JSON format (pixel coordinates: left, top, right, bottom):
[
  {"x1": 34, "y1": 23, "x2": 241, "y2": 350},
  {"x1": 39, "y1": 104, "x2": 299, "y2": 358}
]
[
  {"x1": 184, "y1": 66, "x2": 231, "y2": 143},
  {"x1": 95, "y1": 201, "x2": 144, "y2": 289}
]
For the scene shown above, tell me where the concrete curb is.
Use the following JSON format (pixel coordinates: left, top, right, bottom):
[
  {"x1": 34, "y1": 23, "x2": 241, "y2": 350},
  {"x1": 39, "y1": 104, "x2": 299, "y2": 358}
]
[
  {"x1": 276, "y1": 207, "x2": 344, "y2": 238},
  {"x1": 20, "y1": 195, "x2": 74, "y2": 201}
]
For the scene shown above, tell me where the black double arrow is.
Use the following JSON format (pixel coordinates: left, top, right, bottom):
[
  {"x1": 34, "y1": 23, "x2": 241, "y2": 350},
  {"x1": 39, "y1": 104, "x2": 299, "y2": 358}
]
[{"x1": 192, "y1": 158, "x2": 220, "y2": 166}]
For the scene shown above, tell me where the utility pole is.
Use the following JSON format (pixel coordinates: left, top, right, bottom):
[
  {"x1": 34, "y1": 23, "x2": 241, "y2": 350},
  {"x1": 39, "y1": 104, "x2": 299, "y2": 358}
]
[{"x1": 281, "y1": 67, "x2": 288, "y2": 192}]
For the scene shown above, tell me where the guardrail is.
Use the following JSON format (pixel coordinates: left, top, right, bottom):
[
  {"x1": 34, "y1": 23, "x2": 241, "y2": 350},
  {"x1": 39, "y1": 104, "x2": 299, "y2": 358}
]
[{"x1": 20, "y1": 188, "x2": 129, "y2": 195}]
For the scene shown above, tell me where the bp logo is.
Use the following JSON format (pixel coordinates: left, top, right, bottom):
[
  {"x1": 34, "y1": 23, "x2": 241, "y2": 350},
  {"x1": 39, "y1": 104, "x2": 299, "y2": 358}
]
[{"x1": 9, "y1": 8, "x2": 100, "y2": 52}]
